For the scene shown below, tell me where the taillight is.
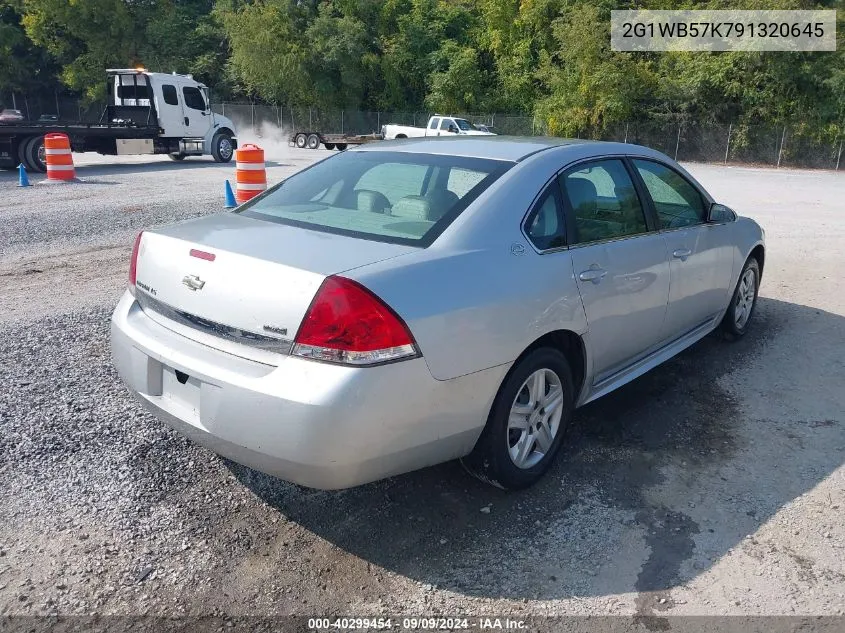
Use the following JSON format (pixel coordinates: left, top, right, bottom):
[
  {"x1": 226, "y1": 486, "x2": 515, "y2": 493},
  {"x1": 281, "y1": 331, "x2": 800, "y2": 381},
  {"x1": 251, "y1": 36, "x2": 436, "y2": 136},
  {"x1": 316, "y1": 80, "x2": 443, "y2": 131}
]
[
  {"x1": 292, "y1": 276, "x2": 418, "y2": 366},
  {"x1": 128, "y1": 231, "x2": 143, "y2": 291}
]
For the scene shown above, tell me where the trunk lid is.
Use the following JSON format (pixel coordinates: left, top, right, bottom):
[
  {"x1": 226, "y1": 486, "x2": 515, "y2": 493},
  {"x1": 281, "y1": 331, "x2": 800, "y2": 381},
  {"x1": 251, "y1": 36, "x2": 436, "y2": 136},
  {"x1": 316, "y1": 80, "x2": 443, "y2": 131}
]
[{"x1": 133, "y1": 213, "x2": 417, "y2": 364}]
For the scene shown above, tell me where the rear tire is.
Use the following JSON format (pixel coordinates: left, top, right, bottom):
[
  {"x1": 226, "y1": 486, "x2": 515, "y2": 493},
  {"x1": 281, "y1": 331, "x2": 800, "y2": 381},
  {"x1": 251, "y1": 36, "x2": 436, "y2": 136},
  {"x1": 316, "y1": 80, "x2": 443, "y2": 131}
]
[
  {"x1": 721, "y1": 257, "x2": 760, "y2": 339},
  {"x1": 323, "y1": 142, "x2": 335, "y2": 150},
  {"x1": 211, "y1": 132, "x2": 234, "y2": 163},
  {"x1": 461, "y1": 348, "x2": 574, "y2": 490},
  {"x1": 168, "y1": 153, "x2": 186, "y2": 161},
  {"x1": 295, "y1": 133, "x2": 307, "y2": 148},
  {"x1": 24, "y1": 135, "x2": 46, "y2": 173},
  {"x1": 306, "y1": 133, "x2": 320, "y2": 150},
  {"x1": 335, "y1": 143, "x2": 347, "y2": 151}
]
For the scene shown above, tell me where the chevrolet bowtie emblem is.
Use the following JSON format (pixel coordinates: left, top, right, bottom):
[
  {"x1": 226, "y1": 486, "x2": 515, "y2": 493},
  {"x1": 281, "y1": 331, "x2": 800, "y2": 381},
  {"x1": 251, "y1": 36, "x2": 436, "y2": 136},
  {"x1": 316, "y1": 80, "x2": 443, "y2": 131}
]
[{"x1": 182, "y1": 274, "x2": 206, "y2": 291}]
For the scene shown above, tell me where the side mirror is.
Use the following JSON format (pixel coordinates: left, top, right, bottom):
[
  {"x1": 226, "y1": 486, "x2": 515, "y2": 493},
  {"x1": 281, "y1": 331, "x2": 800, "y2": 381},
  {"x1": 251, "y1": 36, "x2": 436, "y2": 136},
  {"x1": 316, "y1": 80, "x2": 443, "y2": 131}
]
[{"x1": 708, "y1": 202, "x2": 736, "y2": 223}]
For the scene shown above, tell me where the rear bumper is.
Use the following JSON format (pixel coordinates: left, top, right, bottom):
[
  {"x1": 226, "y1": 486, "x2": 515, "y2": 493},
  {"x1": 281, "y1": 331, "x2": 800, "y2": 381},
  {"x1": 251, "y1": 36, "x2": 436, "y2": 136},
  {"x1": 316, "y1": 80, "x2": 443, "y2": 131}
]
[{"x1": 110, "y1": 291, "x2": 506, "y2": 489}]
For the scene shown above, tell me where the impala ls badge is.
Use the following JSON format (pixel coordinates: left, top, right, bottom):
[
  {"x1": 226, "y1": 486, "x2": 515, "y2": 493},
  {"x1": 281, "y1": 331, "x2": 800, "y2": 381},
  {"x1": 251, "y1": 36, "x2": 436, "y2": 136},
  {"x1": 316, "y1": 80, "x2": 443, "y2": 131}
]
[{"x1": 182, "y1": 274, "x2": 206, "y2": 291}]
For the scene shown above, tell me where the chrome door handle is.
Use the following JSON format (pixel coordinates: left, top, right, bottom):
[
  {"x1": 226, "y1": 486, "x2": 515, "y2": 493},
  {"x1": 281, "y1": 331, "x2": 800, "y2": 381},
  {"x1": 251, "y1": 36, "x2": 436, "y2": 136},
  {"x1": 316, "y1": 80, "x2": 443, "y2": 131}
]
[
  {"x1": 579, "y1": 268, "x2": 608, "y2": 284},
  {"x1": 673, "y1": 248, "x2": 692, "y2": 260}
]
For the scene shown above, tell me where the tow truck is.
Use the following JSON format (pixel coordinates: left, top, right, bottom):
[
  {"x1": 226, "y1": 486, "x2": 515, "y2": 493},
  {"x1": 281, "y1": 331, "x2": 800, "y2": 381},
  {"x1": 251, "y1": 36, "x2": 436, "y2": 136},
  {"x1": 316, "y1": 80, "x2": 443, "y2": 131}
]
[{"x1": 0, "y1": 69, "x2": 238, "y2": 172}]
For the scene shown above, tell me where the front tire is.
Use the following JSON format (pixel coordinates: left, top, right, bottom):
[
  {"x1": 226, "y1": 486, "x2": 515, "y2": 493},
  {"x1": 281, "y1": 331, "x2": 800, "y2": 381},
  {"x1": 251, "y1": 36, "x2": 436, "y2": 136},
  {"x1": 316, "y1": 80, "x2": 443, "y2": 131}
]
[
  {"x1": 211, "y1": 132, "x2": 234, "y2": 163},
  {"x1": 168, "y1": 153, "x2": 186, "y2": 161},
  {"x1": 721, "y1": 257, "x2": 760, "y2": 339},
  {"x1": 461, "y1": 348, "x2": 574, "y2": 490},
  {"x1": 294, "y1": 133, "x2": 307, "y2": 148}
]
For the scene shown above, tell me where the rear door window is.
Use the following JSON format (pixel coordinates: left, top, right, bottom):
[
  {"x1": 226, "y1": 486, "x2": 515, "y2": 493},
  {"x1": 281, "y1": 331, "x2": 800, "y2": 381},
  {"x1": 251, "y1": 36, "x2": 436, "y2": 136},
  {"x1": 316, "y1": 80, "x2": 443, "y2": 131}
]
[
  {"x1": 429, "y1": 117, "x2": 440, "y2": 130},
  {"x1": 161, "y1": 84, "x2": 178, "y2": 106},
  {"x1": 560, "y1": 159, "x2": 649, "y2": 245}
]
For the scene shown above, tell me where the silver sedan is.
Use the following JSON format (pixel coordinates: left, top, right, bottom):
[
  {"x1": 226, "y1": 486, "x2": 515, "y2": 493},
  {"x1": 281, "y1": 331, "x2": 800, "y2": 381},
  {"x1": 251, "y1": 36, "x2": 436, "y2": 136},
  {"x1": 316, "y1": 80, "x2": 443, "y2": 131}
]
[{"x1": 111, "y1": 137, "x2": 765, "y2": 490}]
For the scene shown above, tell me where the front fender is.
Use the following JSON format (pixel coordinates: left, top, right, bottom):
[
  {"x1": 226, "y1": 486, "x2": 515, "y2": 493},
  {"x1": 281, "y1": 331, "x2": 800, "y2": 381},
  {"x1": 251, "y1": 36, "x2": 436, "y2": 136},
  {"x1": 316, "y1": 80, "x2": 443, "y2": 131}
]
[
  {"x1": 204, "y1": 115, "x2": 238, "y2": 153},
  {"x1": 728, "y1": 216, "x2": 766, "y2": 291}
]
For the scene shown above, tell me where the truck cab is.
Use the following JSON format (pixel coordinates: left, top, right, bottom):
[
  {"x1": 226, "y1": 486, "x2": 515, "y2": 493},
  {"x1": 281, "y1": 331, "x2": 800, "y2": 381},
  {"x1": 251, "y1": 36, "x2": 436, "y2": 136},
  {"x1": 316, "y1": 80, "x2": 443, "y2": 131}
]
[
  {"x1": 381, "y1": 115, "x2": 495, "y2": 140},
  {"x1": 426, "y1": 115, "x2": 493, "y2": 136},
  {"x1": 107, "y1": 69, "x2": 237, "y2": 161}
]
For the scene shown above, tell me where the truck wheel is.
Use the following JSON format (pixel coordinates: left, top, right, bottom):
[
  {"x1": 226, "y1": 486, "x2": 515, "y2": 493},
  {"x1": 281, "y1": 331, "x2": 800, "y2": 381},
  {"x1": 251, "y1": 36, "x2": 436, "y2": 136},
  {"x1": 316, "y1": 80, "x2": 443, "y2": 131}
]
[
  {"x1": 395, "y1": 134, "x2": 407, "y2": 139},
  {"x1": 211, "y1": 132, "x2": 234, "y2": 163},
  {"x1": 335, "y1": 143, "x2": 347, "y2": 151},
  {"x1": 24, "y1": 135, "x2": 47, "y2": 173},
  {"x1": 323, "y1": 143, "x2": 335, "y2": 150},
  {"x1": 307, "y1": 134, "x2": 320, "y2": 150},
  {"x1": 295, "y1": 134, "x2": 307, "y2": 149},
  {"x1": 168, "y1": 153, "x2": 186, "y2": 161}
]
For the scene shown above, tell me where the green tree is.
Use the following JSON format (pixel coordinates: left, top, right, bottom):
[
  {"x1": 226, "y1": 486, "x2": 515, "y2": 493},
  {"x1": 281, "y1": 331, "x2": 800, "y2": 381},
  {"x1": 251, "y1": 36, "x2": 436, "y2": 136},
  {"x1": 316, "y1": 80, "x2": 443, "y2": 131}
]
[
  {"x1": 21, "y1": 0, "x2": 136, "y2": 100},
  {"x1": 215, "y1": 0, "x2": 312, "y2": 104}
]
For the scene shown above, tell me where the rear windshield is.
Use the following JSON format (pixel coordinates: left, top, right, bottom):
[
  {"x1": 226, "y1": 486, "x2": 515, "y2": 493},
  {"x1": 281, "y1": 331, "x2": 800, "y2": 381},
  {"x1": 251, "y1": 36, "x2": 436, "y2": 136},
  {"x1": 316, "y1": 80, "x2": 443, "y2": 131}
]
[{"x1": 237, "y1": 151, "x2": 513, "y2": 246}]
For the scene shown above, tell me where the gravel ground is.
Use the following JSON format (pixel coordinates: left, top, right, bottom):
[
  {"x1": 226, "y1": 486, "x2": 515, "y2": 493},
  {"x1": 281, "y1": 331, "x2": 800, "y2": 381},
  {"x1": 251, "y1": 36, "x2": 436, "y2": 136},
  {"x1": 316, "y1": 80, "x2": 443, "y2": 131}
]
[{"x1": 0, "y1": 150, "x2": 843, "y2": 626}]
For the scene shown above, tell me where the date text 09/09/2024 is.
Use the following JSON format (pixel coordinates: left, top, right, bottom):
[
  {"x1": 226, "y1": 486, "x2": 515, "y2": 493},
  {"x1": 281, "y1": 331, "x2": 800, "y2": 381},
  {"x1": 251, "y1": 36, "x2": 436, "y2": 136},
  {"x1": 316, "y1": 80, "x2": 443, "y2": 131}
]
[{"x1": 307, "y1": 617, "x2": 529, "y2": 630}]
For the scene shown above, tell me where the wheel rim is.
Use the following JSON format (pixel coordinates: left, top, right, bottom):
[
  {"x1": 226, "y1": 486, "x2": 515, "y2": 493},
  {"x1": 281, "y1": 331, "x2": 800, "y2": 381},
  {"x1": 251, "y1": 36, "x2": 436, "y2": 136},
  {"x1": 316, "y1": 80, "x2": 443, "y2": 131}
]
[
  {"x1": 507, "y1": 368, "x2": 564, "y2": 469},
  {"x1": 218, "y1": 138, "x2": 233, "y2": 160},
  {"x1": 734, "y1": 268, "x2": 756, "y2": 329},
  {"x1": 36, "y1": 142, "x2": 46, "y2": 167}
]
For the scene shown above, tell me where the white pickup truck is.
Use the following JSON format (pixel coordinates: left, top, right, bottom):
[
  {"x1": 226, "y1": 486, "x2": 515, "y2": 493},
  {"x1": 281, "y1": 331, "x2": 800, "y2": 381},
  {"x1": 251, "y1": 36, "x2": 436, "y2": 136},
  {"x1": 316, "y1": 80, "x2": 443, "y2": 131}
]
[{"x1": 381, "y1": 115, "x2": 496, "y2": 140}]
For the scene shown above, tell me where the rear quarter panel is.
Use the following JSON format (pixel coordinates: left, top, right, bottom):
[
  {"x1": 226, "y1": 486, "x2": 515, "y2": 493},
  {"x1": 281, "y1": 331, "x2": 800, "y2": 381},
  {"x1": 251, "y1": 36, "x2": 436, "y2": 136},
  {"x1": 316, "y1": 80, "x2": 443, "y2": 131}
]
[{"x1": 350, "y1": 246, "x2": 587, "y2": 381}]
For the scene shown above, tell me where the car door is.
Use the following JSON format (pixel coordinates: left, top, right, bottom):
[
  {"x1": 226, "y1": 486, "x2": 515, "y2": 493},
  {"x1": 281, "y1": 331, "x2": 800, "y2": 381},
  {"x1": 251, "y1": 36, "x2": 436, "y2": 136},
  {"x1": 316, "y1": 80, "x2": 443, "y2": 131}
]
[
  {"x1": 178, "y1": 81, "x2": 211, "y2": 138},
  {"x1": 561, "y1": 159, "x2": 671, "y2": 381},
  {"x1": 439, "y1": 118, "x2": 458, "y2": 136},
  {"x1": 631, "y1": 159, "x2": 734, "y2": 339}
]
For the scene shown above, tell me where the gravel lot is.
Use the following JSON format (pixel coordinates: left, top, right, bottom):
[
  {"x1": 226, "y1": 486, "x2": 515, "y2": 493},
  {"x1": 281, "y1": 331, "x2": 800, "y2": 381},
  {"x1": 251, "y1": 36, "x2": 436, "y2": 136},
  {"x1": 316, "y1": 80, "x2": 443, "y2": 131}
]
[{"x1": 1, "y1": 146, "x2": 843, "y2": 625}]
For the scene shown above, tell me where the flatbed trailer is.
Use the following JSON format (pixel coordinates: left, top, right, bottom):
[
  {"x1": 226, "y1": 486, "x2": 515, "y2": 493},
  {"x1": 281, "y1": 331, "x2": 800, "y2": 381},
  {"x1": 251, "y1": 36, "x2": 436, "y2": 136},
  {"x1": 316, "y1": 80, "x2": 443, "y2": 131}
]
[
  {"x1": 1, "y1": 69, "x2": 238, "y2": 172},
  {"x1": 289, "y1": 131, "x2": 382, "y2": 151},
  {"x1": 1, "y1": 119, "x2": 181, "y2": 172}
]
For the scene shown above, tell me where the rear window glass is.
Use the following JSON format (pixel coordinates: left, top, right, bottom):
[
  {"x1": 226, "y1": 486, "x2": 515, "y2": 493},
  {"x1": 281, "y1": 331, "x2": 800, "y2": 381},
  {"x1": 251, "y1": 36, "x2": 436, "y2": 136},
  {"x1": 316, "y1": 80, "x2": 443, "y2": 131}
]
[
  {"x1": 238, "y1": 151, "x2": 512, "y2": 246},
  {"x1": 116, "y1": 84, "x2": 151, "y2": 100}
]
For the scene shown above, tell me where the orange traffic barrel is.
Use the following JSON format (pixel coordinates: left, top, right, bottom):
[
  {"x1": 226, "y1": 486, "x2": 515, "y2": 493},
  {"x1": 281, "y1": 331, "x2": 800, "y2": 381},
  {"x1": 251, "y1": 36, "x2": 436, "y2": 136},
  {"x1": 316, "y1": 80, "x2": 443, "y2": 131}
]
[
  {"x1": 234, "y1": 144, "x2": 266, "y2": 203},
  {"x1": 44, "y1": 133, "x2": 75, "y2": 181}
]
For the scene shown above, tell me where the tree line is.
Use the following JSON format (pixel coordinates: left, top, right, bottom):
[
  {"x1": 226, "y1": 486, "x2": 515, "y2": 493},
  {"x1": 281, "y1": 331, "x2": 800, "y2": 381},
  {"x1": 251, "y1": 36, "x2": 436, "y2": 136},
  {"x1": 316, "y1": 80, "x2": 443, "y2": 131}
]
[{"x1": 1, "y1": 0, "x2": 843, "y2": 139}]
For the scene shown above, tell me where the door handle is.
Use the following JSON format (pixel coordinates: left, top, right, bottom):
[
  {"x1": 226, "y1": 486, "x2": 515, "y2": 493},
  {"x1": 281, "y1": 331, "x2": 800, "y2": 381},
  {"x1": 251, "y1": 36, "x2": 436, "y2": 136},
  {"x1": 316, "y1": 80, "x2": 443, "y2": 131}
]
[
  {"x1": 672, "y1": 248, "x2": 692, "y2": 261},
  {"x1": 579, "y1": 268, "x2": 608, "y2": 284}
]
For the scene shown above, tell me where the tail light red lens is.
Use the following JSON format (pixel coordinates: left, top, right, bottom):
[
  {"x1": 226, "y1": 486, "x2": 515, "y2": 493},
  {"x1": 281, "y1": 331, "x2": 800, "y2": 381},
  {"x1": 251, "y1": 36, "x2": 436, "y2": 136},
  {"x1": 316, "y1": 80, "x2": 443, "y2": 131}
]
[
  {"x1": 128, "y1": 231, "x2": 143, "y2": 289},
  {"x1": 292, "y1": 276, "x2": 418, "y2": 366}
]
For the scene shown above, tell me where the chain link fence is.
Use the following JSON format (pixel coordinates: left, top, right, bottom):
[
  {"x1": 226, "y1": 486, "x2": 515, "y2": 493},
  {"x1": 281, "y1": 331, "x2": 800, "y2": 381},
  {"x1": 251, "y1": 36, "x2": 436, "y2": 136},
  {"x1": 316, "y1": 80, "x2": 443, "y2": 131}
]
[
  {"x1": 215, "y1": 104, "x2": 842, "y2": 170},
  {"x1": 2, "y1": 89, "x2": 841, "y2": 170}
]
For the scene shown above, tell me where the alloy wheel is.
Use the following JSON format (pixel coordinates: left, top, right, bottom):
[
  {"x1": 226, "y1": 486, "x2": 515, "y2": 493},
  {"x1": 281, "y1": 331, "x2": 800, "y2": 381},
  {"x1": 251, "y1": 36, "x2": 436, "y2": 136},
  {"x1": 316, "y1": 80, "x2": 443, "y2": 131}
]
[
  {"x1": 734, "y1": 268, "x2": 756, "y2": 329},
  {"x1": 507, "y1": 368, "x2": 564, "y2": 469}
]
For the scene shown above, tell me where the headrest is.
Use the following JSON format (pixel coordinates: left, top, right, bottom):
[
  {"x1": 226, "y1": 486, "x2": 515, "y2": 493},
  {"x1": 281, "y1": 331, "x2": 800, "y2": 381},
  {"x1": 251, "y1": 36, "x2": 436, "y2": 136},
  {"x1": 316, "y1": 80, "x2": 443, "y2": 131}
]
[
  {"x1": 422, "y1": 189, "x2": 459, "y2": 222},
  {"x1": 355, "y1": 189, "x2": 391, "y2": 214},
  {"x1": 391, "y1": 195, "x2": 433, "y2": 221}
]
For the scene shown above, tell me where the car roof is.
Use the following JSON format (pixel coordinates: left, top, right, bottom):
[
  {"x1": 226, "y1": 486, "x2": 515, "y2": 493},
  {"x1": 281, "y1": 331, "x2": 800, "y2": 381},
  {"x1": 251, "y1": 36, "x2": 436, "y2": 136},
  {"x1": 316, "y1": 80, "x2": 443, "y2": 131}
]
[{"x1": 352, "y1": 136, "x2": 654, "y2": 162}]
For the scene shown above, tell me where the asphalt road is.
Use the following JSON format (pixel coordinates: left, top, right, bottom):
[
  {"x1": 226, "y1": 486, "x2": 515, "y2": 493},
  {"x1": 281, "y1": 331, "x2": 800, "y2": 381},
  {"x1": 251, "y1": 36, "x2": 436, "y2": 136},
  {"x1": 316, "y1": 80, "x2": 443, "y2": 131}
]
[{"x1": 0, "y1": 148, "x2": 843, "y2": 625}]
